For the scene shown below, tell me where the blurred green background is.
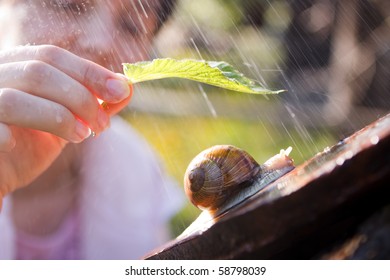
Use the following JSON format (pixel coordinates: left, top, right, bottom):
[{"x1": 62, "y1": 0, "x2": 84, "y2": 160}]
[
  {"x1": 124, "y1": 112, "x2": 335, "y2": 235},
  {"x1": 122, "y1": 0, "x2": 332, "y2": 236},
  {"x1": 121, "y1": 0, "x2": 389, "y2": 236}
]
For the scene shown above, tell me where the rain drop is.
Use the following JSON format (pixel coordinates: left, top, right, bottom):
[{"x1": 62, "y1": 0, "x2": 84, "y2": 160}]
[
  {"x1": 370, "y1": 135, "x2": 379, "y2": 145},
  {"x1": 61, "y1": 83, "x2": 71, "y2": 93},
  {"x1": 55, "y1": 115, "x2": 63, "y2": 124},
  {"x1": 336, "y1": 157, "x2": 345, "y2": 166}
]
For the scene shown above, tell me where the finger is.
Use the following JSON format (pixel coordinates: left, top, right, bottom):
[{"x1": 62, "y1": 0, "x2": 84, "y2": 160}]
[
  {"x1": 0, "y1": 88, "x2": 91, "y2": 143},
  {"x1": 0, "y1": 122, "x2": 16, "y2": 152},
  {"x1": 0, "y1": 45, "x2": 131, "y2": 103},
  {"x1": 101, "y1": 84, "x2": 133, "y2": 116},
  {"x1": 0, "y1": 60, "x2": 109, "y2": 133}
]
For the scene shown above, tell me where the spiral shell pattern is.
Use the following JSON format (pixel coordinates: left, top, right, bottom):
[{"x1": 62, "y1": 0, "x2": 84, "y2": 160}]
[{"x1": 184, "y1": 145, "x2": 261, "y2": 211}]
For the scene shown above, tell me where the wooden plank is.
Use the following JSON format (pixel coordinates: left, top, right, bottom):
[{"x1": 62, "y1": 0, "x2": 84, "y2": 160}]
[{"x1": 145, "y1": 113, "x2": 390, "y2": 259}]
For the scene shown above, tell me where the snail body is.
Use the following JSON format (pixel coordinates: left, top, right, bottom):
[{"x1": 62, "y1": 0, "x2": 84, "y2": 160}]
[{"x1": 184, "y1": 145, "x2": 294, "y2": 215}]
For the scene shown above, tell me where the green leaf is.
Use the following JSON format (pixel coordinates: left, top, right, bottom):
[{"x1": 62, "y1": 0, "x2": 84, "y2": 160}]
[{"x1": 122, "y1": 58, "x2": 285, "y2": 94}]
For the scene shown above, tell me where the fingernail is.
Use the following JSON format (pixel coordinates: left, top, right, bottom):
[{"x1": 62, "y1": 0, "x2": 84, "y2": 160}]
[
  {"x1": 73, "y1": 120, "x2": 91, "y2": 143},
  {"x1": 106, "y1": 76, "x2": 130, "y2": 101},
  {"x1": 97, "y1": 108, "x2": 110, "y2": 129}
]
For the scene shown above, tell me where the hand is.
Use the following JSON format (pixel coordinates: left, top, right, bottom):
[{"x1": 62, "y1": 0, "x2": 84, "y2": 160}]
[{"x1": 0, "y1": 45, "x2": 132, "y2": 202}]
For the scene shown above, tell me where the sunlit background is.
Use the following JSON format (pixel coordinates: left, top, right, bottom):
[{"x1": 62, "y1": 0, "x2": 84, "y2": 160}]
[{"x1": 120, "y1": 0, "x2": 390, "y2": 235}]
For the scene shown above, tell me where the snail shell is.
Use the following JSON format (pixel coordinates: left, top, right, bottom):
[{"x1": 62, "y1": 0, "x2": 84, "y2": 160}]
[
  {"x1": 184, "y1": 145, "x2": 261, "y2": 211},
  {"x1": 184, "y1": 145, "x2": 294, "y2": 215}
]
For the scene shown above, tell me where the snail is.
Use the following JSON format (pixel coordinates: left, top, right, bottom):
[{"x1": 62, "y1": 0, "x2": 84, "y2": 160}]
[{"x1": 184, "y1": 145, "x2": 294, "y2": 216}]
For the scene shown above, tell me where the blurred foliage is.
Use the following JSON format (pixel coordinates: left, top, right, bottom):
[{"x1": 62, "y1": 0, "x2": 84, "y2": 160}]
[
  {"x1": 154, "y1": 0, "x2": 292, "y2": 95},
  {"x1": 123, "y1": 112, "x2": 336, "y2": 235},
  {"x1": 177, "y1": 0, "x2": 291, "y2": 32},
  {"x1": 123, "y1": 0, "x2": 369, "y2": 236},
  {"x1": 179, "y1": 0, "x2": 241, "y2": 30}
]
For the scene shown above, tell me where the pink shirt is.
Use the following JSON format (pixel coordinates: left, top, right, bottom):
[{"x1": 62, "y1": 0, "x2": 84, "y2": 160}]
[{"x1": 15, "y1": 207, "x2": 81, "y2": 260}]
